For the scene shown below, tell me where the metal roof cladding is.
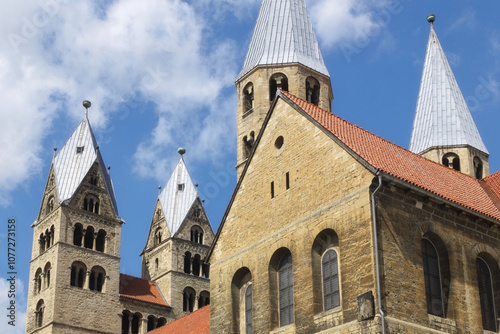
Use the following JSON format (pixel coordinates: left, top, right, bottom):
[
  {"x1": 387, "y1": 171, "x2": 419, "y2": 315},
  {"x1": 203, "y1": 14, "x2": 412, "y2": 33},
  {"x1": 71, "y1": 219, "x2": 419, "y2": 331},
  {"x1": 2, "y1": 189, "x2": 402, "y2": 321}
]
[
  {"x1": 236, "y1": 0, "x2": 329, "y2": 81},
  {"x1": 53, "y1": 112, "x2": 119, "y2": 216},
  {"x1": 157, "y1": 155, "x2": 198, "y2": 237},
  {"x1": 410, "y1": 17, "x2": 488, "y2": 155}
]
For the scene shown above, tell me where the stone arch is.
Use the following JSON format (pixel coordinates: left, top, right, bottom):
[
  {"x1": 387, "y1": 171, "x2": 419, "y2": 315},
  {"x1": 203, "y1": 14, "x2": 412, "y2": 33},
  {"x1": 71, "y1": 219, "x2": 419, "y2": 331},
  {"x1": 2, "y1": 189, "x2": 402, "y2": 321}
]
[
  {"x1": 231, "y1": 267, "x2": 252, "y2": 333},
  {"x1": 183, "y1": 287, "x2": 196, "y2": 313},
  {"x1": 269, "y1": 73, "x2": 288, "y2": 100},
  {"x1": 190, "y1": 225, "x2": 204, "y2": 244},
  {"x1": 243, "y1": 82, "x2": 254, "y2": 113},
  {"x1": 311, "y1": 228, "x2": 340, "y2": 313},
  {"x1": 70, "y1": 261, "x2": 87, "y2": 288},
  {"x1": 442, "y1": 153, "x2": 460, "y2": 171},
  {"x1": 306, "y1": 76, "x2": 320, "y2": 106},
  {"x1": 96, "y1": 229, "x2": 106, "y2": 252},
  {"x1": 89, "y1": 266, "x2": 106, "y2": 292},
  {"x1": 198, "y1": 290, "x2": 210, "y2": 308}
]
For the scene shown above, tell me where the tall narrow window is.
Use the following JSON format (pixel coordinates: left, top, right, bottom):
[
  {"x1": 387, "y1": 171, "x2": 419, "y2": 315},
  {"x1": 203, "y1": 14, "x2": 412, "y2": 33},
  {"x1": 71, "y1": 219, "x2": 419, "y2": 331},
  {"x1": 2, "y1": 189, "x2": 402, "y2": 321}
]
[
  {"x1": 477, "y1": 258, "x2": 497, "y2": 331},
  {"x1": 421, "y1": 239, "x2": 444, "y2": 317},
  {"x1": 278, "y1": 253, "x2": 294, "y2": 326},
  {"x1": 271, "y1": 182, "x2": 275, "y2": 199},
  {"x1": 96, "y1": 230, "x2": 106, "y2": 252},
  {"x1": 36, "y1": 300, "x2": 44, "y2": 328},
  {"x1": 84, "y1": 226, "x2": 94, "y2": 249},
  {"x1": 474, "y1": 157, "x2": 484, "y2": 179},
  {"x1": 285, "y1": 172, "x2": 290, "y2": 190},
  {"x1": 184, "y1": 252, "x2": 191, "y2": 274},
  {"x1": 322, "y1": 249, "x2": 340, "y2": 311},
  {"x1": 245, "y1": 284, "x2": 253, "y2": 334}
]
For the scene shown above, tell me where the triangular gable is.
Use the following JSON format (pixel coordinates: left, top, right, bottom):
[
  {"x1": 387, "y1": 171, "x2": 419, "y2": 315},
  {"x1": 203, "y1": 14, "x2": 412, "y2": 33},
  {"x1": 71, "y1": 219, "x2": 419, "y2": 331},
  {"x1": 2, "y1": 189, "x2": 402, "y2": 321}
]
[
  {"x1": 53, "y1": 114, "x2": 119, "y2": 216},
  {"x1": 158, "y1": 157, "x2": 198, "y2": 236},
  {"x1": 208, "y1": 91, "x2": 500, "y2": 261}
]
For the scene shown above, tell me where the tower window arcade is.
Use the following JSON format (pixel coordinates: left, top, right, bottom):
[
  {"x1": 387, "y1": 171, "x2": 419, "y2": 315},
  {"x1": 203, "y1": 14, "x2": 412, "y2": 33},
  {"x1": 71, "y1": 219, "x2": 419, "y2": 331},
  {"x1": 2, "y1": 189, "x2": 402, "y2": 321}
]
[
  {"x1": 306, "y1": 77, "x2": 320, "y2": 106},
  {"x1": 269, "y1": 73, "x2": 288, "y2": 101},
  {"x1": 243, "y1": 82, "x2": 254, "y2": 114},
  {"x1": 442, "y1": 153, "x2": 460, "y2": 171}
]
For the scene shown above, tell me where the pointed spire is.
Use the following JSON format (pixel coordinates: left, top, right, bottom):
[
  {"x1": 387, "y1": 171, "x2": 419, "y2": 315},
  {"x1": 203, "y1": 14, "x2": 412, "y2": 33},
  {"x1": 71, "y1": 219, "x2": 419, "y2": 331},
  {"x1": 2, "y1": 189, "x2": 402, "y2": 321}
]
[
  {"x1": 236, "y1": 0, "x2": 329, "y2": 81},
  {"x1": 410, "y1": 15, "x2": 488, "y2": 155},
  {"x1": 52, "y1": 101, "x2": 119, "y2": 215},
  {"x1": 157, "y1": 149, "x2": 198, "y2": 236}
]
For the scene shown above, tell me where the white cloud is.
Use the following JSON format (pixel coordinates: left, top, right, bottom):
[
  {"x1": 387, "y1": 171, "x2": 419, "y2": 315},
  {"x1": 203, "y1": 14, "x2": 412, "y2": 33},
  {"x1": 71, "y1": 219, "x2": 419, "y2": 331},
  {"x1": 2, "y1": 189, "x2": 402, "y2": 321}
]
[
  {"x1": 0, "y1": 0, "x2": 240, "y2": 205},
  {"x1": 0, "y1": 277, "x2": 26, "y2": 334}
]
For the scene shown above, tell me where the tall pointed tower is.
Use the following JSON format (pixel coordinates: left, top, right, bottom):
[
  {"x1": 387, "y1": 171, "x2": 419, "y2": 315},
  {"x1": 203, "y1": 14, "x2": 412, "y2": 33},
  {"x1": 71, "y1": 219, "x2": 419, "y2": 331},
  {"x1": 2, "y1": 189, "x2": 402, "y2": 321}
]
[
  {"x1": 410, "y1": 15, "x2": 489, "y2": 179},
  {"x1": 141, "y1": 149, "x2": 214, "y2": 319},
  {"x1": 26, "y1": 101, "x2": 123, "y2": 333},
  {"x1": 235, "y1": 0, "x2": 333, "y2": 177}
]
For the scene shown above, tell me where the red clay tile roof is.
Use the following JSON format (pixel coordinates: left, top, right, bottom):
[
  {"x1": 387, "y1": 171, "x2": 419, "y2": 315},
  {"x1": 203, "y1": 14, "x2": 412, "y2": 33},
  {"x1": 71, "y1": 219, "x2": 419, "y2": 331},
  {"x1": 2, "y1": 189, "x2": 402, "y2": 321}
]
[
  {"x1": 148, "y1": 305, "x2": 210, "y2": 334},
  {"x1": 282, "y1": 91, "x2": 500, "y2": 221},
  {"x1": 119, "y1": 273, "x2": 169, "y2": 307}
]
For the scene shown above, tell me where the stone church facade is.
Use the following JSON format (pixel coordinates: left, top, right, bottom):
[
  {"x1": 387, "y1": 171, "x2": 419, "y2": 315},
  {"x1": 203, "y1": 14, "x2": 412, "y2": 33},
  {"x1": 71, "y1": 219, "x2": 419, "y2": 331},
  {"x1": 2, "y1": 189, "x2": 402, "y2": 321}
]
[{"x1": 26, "y1": 1, "x2": 500, "y2": 334}]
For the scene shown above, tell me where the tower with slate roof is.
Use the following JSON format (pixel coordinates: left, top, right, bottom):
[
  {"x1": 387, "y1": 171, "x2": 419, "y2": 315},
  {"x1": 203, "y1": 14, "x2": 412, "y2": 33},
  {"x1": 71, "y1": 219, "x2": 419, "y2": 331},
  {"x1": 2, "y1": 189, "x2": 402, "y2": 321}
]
[
  {"x1": 141, "y1": 149, "x2": 214, "y2": 319},
  {"x1": 26, "y1": 101, "x2": 123, "y2": 334},
  {"x1": 410, "y1": 15, "x2": 490, "y2": 179},
  {"x1": 235, "y1": 0, "x2": 333, "y2": 178}
]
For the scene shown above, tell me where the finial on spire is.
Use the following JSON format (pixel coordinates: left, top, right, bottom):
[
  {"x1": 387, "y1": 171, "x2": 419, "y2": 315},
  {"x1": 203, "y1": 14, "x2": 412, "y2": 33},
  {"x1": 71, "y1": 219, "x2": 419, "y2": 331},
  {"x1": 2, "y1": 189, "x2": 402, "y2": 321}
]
[
  {"x1": 107, "y1": 165, "x2": 111, "y2": 175},
  {"x1": 178, "y1": 147, "x2": 186, "y2": 156},
  {"x1": 158, "y1": 185, "x2": 162, "y2": 195},
  {"x1": 83, "y1": 100, "x2": 91, "y2": 117},
  {"x1": 53, "y1": 147, "x2": 57, "y2": 161},
  {"x1": 427, "y1": 14, "x2": 435, "y2": 24}
]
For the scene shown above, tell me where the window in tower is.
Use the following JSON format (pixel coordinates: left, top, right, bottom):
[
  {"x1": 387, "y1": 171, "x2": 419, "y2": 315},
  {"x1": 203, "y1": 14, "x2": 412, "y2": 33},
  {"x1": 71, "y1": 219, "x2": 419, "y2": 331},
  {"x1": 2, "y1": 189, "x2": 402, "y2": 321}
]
[
  {"x1": 269, "y1": 73, "x2": 288, "y2": 101},
  {"x1": 198, "y1": 290, "x2": 210, "y2": 308},
  {"x1": 34, "y1": 268, "x2": 42, "y2": 294},
  {"x1": 271, "y1": 181, "x2": 275, "y2": 199},
  {"x1": 76, "y1": 146, "x2": 84, "y2": 154},
  {"x1": 73, "y1": 223, "x2": 83, "y2": 246},
  {"x1": 192, "y1": 254, "x2": 201, "y2": 276},
  {"x1": 46, "y1": 196, "x2": 54, "y2": 215},
  {"x1": 243, "y1": 131, "x2": 255, "y2": 160},
  {"x1": 442, "y1": 153, "x2": 460, "y2": 171},
  {"x1": 44, "y1": 262, "x2": 51, "y2": 288},
  {"x1": 96, "y1": 229, "x2": 106, "y2": 252},
  {"x1": 89, "y1": 175, "x2": 98, "y2": 186},
  {"x1": 183, "y1": 287, "x2": 196, "y2": 313},
  {"x1": 154, "y1": 227, "x2": 162, "y2": 245},
  {"x1": 84, "y1": 226, "x2": 95, "y2": 249},
  {"x1": 474, "y1": 156, "x2": 483, "y2": 179},
  {"x1": 191, "y1": 225, "x2": 204, "y2": 244},
  {"x1": 70, "y1": 262, "x2": 86, "y2": 288},
  {"x1": 184, "y1": 252, "x2": 192, "y2": 274},
  {"x1": 147, "y1": 315, "x2": 157, "y2": 331},
  {"x1": 131, "y1": 313, "x2": 142, "y2": 334},
  {"x1": 89, "y1": 266, "x2": 106, "y2": 292},
  {"x1": 36, "y1": 300, "x2": 44, "y2": 328},
  {"x1": 306, "y1": 77, "x2": 321, "y2": 106},
  {"x1": 83, "y1": 195, "x2": 99, "y2": 214},
  {"x1": 178, "y1": 183, "x2": 185, "y2": 191},
  {"x1": 243, "y1": 82, "x2": 254, "y2": 114}
]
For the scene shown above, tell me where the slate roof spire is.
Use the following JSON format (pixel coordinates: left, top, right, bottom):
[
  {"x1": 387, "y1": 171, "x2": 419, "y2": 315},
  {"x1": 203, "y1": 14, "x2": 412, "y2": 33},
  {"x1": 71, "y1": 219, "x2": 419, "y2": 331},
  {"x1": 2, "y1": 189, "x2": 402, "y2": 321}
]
[
  {"x1": 409, "y1": 15, "x2": 488, "y2": 155},
  {"x1": 52, "y1": 102, "x2": 119, "y2": 216},
  {"x1": 236, "y1": 0, "x2": 329, "y2": 81},
  {"x1": 157, "y1": 149, "x2": 198, "y2": 236}
]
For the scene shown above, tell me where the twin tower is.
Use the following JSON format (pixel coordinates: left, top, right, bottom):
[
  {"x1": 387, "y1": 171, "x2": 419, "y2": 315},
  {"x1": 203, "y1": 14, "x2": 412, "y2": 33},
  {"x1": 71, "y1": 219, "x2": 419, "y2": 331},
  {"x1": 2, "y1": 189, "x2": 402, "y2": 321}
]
[{"x1": 26, "y1": 1, "x2": 489, "y2": 333}]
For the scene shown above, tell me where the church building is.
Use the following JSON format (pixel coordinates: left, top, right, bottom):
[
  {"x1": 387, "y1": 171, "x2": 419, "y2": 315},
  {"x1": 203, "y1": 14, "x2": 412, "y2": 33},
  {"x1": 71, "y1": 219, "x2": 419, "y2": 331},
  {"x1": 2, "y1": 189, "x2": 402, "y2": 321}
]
[{"x1": 26, "y1": 0, "x2": 500, "y2": 333}]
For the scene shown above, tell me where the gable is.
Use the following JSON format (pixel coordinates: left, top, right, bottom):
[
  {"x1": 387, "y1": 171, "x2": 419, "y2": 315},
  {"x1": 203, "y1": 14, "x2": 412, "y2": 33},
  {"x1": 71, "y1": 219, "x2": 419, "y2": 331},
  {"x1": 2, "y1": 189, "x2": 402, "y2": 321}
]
[
  {"x1": 174, "y1": 197, "x2": 215, "y2": 242},
  {"x1": 143, "y1": 199, "x2": 171, "y2": 252},
  {"x1": 210, "y1": 96, "x2": 374, "y2": 262}
]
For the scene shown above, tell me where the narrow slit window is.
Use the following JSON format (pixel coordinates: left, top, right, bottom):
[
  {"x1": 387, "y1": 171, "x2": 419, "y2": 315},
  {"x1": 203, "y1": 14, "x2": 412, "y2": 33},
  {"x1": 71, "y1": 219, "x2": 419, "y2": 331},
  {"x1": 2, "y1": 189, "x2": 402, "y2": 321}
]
[
  {"x1": 286, "y1": 172, "x2": 290, "y2": 190},
  {"x1": 271, "y1": 181, "x2": 275, "y2": 199}
]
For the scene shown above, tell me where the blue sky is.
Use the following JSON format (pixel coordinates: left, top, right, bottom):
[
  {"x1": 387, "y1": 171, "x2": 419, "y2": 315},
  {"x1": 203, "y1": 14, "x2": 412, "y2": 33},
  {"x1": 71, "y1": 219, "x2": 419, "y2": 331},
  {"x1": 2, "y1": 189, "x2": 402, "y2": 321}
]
[{"x1": 1, "y1": 1, "x2": 500, "y2": 332}]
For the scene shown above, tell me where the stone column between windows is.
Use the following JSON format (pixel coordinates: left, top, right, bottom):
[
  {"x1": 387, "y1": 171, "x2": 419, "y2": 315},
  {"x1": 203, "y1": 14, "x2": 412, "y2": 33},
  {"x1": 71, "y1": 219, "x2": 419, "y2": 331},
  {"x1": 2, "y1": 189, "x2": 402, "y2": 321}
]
[
  {"x1": 84, "y1": 271, "x2": 90, "y2": 289},
  {"x1": 80, "y1": 230, "x2": 85, "y2": 247},
  {"x1": 127, "y1": 315, "x2": 133, "y2": 334},
  {"x1": 92, "y1": 232, "x2": 97, "y2": 250},
  {"x1": 140, "y1": 318, "x2": 148, "y2": 334},
  {"x1": 105, "y1": 235, "x2": 110, "y2": 253}
]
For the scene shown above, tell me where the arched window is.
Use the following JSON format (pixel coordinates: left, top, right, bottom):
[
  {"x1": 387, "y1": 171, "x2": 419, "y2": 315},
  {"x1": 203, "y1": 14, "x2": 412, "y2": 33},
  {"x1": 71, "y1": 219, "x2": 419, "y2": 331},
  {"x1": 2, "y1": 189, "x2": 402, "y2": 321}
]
[
  {"x1": 34, "y1": 268, "x2": 42, "y2": 294},
  {"x1": 312, "y1": 229, "x2": 341, "y2": 313},
  {"x1": 243, "y1": 82, "x2": 254, "y2": 114},
  {"x1": 278, "y1": 252, "x2": 294, "y2": 326},
  {"x1": 44, "y1": 263, "x2": 51, "y2": 288},
  {"x1": 96, "y1": 229, "x2": 106, "y2": 252},
  {"x1": 322, "y1": 249, "x2": 340, "y2": 311},
  {"x1": 442, "y1": 153, "x2": 460, "y2": 171},
  {"x1": 147, "y1": 315, "x2": 157, "y2": 331},
  {"x1": 39, "y1": 233, "x2": 46, "y2": 254},
  {"x1": 157, "y1": 318, "x2": 167, "y2": 327},
  {"x1": 121, "y1": 310, "x2": 131, "y2": 334},
  {"x1": 50, "y1": 225, "x2": 54, "y2": 247},
  {"x1": 183, "y1": 287, "x2": 196, "y2": 313},
  {"x1": 36, "y1": 300, "x2": 44, "y2": 328},
  {"x1": 46, "y1": 196, "x2": 54, "y2": 215},
  {"x1": 306, "y1": 77, "x2": 320, "y2": 106},
  {"x1": 421, "y1": 238, "x2": 444, "y2": 317},
  {"x1": 73, "y1": 223, "x2": 83, "y2": 246},
  {"x1": 154, "y1": 227, "x2": 162, "y2": 245},
  {"x1": 155, "y1": 258, "x2": 159, "y2": 271},
  {"x1": 193, "y1": 254, "x2": 201, "y2": 276},
  {"x1": 89, "y1": 266, "x2": 106, "y2": 292},
  {"x1": 270, "y1": 73, "x2": 288, "y2": 101},
  {"x1": 184, "y1": 252, "x2": 191, "y2": 274},
  {"x1": 242, "y1": 131, "x2": 255, "y2": 160},
  {"x1": 131, "y1": 313, "x2": 142, "y2": 334},
  {"x1": 70, "y1": 261, "x2": 86, "y2": 288},
  {"x1": 45, "y1": 229, "x2": 51, "y2": 250},
  {"x1": 84, "y1": 226, "x2": 95, "y2": 249},
  {"x1": 231, "y1": 267, "x2": 252, "y2": 333},
  {"x1": 198, "y1": 290, "x2": 210, "y2": 308},
  {"x1": 474, "y1": 156, "x2": 483, "y2": 179},
  {"x1": 83, "y1": 195, "x2": 100, "y2": 214},
  {"x1": 476, "y1": 256, "x2": 497, "y2": 331}
]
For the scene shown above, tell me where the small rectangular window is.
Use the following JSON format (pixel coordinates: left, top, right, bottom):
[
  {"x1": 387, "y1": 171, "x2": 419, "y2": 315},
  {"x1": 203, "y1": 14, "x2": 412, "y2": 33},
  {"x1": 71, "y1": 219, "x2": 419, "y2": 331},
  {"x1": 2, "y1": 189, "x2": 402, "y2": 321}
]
[
  {"x1": 286, "y1": 172, "x2": 290, "y2": 190},
  {"x1": 76, "y1": 146, "x2": 84, "y2": 154},
  {"x1": 178, "y1": 184, "x2": 185, "y2": 191},
  {"x1": 271, "y1": 182, "x2": 274, "y2": 199}
]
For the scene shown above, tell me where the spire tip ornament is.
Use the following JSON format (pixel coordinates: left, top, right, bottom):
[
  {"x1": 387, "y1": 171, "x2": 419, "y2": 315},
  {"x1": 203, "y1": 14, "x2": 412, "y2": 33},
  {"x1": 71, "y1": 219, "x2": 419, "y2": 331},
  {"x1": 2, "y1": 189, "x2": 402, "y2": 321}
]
[
  {"x1": 178, "y1": 147, "x2": 186, "y2": 156},
  {"x1": 427, "y1": 14, "x2": 436, "y2": 24}
]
